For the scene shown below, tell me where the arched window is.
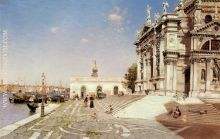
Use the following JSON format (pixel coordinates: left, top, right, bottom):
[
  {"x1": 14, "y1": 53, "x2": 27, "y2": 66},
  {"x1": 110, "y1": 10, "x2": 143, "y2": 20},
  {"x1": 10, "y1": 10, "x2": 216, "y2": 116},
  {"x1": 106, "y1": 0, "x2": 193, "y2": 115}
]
[
  {"x1": 201, "y1": 69, "x2": 206, "y2": 81},
  {"x1": 201, "y1": 41, "x2": 209, "y2": 50},
  {"x1": 139, "y1": 85, "x2": 141, "y2": 91},
  {"x1": 113, "y1": 86, "x2": 119, "y2": 95},
  {"x1": 201, "y1": 40, "x2": 220, "y2": 51},
  {"x1": 211, "y1": 40, "x2": 220, "y2": 50},
  {"x1": 205, "y1": 15, "x2": 212, "y2": 24}
]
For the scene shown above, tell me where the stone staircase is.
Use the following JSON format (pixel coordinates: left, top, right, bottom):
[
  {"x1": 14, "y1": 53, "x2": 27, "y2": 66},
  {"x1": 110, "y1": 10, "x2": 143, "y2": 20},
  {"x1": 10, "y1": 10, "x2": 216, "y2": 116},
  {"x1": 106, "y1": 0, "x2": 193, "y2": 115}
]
[
  {"x1": 158, "y1": 101, "x2": 220, "y2": 125},
  {"x1": 115, "y1": 95, "x2": 174, "y2": 120},
  {"x1": 184, "y1": 103, "x2": 220, "y2": 125},
  {"x1": 94, "y1": 95, "x2": 144, "y2": 116},
  {"x1": 200, "y1": 97, "x2": 220, "y2": 104}
]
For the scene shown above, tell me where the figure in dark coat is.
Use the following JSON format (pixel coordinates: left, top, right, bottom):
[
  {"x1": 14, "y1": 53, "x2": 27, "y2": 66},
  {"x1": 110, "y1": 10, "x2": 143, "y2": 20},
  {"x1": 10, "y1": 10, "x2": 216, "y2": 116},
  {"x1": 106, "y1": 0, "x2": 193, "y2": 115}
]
[
  {"x1": 89, "y1": 96, "x2": 94, "y2": 108},
  {"x1": 84, "y1": 96, "x2": 88, "y2": 107}
]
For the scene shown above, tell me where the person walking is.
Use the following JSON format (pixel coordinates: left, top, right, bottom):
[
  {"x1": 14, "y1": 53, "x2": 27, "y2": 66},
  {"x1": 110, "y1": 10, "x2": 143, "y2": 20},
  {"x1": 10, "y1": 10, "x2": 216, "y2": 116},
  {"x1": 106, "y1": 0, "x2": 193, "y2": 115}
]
[
  {"x1": 75, "y1": 94, "x2": 79, "y2": 101},
  {"x1": 89, "y1": 95, "x2": 94, "y2": 108},
  {"x1": 84, "y1": 96, "x2": 88, "y2": 107}
]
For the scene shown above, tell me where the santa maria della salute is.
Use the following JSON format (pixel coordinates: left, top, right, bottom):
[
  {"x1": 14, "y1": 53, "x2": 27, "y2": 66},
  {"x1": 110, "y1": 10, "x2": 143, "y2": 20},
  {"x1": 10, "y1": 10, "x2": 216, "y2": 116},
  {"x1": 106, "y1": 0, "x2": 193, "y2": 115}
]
[{"x1": 135, "y1": 0, "x2": 220, "y2": 98}]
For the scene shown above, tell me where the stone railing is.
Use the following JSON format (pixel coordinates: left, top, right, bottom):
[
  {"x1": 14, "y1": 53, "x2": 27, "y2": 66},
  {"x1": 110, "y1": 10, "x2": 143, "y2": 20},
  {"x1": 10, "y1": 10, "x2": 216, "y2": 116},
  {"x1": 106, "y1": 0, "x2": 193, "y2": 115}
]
[{"x1": 191, "y1": 50, "x2": 220, "y2": 55}]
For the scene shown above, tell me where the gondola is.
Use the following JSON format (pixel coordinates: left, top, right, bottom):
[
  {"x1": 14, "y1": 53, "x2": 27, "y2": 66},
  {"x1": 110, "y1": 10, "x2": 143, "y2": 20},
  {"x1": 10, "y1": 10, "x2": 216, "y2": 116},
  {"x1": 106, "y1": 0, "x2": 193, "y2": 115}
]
[
  {"x1": 9, "y1": 91, "x2": 26, "y2": 103},
  {"x1": 27, "y1": 102, "x2": 38, "y2": 113},
  {"x1": 9, "y1": 97, "x2": 14, "y2": 103}
]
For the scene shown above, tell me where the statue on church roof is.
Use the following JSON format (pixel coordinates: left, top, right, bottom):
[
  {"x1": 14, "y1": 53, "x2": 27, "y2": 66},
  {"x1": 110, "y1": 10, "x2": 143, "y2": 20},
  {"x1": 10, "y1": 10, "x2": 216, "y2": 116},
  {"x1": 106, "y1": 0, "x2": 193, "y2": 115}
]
[
  {"x1": 162, "y1": 1, "x2": 169, "y2": 14},
  {"x1": 154, "y1": 12, "x2": 160, "y2": 24},
  {"x1": 91, "y1": 60, "x2": 98, "y2": 77},
  {"x1": 136, "y1": 30, "x2": 141, "y2": 39},
  {"x1": 146, "y1": 5, "x2": 152, "y2": 25},
  {"x1": 179, "y1": 0, "x2": 183, "y2": 5}
]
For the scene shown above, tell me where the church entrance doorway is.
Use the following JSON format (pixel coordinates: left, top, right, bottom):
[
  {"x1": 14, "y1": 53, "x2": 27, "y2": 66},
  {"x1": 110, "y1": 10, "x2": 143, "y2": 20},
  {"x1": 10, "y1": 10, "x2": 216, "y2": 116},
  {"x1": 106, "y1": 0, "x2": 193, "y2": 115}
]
[
  {"x1": 113, "y1": 86, "x2": 119, "y2": 95},
  {"x1": 80, "y1": 86, "x2": 86, "y2": 98},
  {"x1": 184, "y1": 68, "x2": 190, "y2": 97}
]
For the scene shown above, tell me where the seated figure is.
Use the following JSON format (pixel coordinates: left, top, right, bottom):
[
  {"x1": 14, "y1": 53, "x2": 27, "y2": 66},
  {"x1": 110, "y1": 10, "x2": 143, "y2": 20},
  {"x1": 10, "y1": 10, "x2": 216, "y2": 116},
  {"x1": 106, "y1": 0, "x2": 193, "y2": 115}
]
[{"x1": 172, "y1": 106, "x2": 181, "y2": 119}]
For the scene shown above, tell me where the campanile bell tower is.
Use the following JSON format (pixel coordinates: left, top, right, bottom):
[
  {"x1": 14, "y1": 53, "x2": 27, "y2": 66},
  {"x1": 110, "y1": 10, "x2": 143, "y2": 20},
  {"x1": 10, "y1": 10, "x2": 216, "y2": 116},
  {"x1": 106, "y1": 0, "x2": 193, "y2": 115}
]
[{"x1": 91, "y1": 60, "x2": 98, "y2": 77}]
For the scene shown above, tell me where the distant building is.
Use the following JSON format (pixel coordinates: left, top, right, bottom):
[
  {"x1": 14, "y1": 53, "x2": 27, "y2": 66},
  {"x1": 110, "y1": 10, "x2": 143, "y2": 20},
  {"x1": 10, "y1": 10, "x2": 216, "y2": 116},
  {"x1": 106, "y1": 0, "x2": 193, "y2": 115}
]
[
  {"x1": 0, "y1": 84, "x2": 66, "y2": 93},
  {"x1": 135, "y1": 0, "x2": 220, "y2": 98},
  {"x1": 70, "y1": 61, "x2": 126, "y2": 98}
]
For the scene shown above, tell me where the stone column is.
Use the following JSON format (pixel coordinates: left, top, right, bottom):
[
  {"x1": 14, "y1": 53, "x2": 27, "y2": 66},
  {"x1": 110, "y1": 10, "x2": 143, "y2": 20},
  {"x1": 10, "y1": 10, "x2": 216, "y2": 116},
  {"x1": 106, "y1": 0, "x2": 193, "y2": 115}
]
[
  {"x1": 145, "y1": 56, "x2": 151, "y2": 90},
  {"x1": 137, "y1": 53, "x2": 141, "y2": 81},
  {"x1": 206, "y1": 59, "x2": 213, "y2": 93},
  {"x1": 143, "y1": 55, "x2": 147, "y2": 91},
  {"x1": 158, "y1": 36, "x2": 165, "y2": 91},
  {"x1": 135, "y1": 52, "x2": 144, "y2": 93},
  {"x1": 164, "y1": 59, "x2": 178, "y2": 95},
  {"x1": 135, "y1": 53, "x2": 141, "y2": 92},
  {"x1": 190, "y1": 60, "x2": 199, "y2": 97},
  {"x1": 173, "y1": 63, "x2": 177, "y2": 92},
  {"x1": 159, "y1": 39, "x2": 165, "y2": 77},
  {"x1": 153, "y1": 45, "x2": 157, "y2": 78}
]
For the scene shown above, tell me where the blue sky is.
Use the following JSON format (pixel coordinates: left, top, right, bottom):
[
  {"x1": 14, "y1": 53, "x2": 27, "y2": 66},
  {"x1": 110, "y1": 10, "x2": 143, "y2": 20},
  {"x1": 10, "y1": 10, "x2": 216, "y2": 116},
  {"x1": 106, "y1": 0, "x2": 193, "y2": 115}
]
[{"x1": 0, "y1": 0, "x2": 178, "y2": 86}]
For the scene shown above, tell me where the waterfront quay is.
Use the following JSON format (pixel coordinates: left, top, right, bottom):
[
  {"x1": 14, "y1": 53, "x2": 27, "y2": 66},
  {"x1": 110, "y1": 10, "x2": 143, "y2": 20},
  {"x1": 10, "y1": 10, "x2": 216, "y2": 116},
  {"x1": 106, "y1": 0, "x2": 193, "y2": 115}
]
[
  {"x1": 1, "y1": 95, "x2": 220, "y2": 139},
  {"x1": 0, "y1": 84, "x2": 68, "y2": 93},
  {"x1": 1, "y1": 99, "x2": 180, "y2": 139}
]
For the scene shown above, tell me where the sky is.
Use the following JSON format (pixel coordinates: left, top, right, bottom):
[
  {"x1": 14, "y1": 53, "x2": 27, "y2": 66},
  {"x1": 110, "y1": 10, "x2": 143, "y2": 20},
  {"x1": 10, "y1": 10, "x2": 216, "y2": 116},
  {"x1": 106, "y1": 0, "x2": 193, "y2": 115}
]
[{"x1": 0, "y1": 0, "x2": 178, "y2": 86}]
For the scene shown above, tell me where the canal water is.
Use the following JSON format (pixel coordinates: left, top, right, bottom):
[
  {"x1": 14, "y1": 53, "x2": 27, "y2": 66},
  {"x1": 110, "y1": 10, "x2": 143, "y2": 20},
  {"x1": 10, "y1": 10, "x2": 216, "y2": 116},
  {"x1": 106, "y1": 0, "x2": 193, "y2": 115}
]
[{"x1": 0, "y1": 92, "x2": 32, "y2": 128}]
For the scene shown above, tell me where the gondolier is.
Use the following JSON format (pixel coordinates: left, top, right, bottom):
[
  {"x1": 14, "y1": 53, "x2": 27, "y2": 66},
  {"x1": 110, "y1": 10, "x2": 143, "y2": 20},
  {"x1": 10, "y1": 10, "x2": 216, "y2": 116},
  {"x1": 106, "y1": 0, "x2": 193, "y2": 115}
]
[{"x1": 27, "y1": 95, "x2": 38, "y2": 113}]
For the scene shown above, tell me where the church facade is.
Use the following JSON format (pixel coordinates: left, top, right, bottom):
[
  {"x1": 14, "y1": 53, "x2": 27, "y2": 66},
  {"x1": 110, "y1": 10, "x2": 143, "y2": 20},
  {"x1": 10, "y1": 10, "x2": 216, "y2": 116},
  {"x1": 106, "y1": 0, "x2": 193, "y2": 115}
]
[
  {"x1": 135, "y1": 0, "x2": 220, "y2": 98},
  {"x1": 70, "y1": 62, "x2": 126, "y2": 99}
]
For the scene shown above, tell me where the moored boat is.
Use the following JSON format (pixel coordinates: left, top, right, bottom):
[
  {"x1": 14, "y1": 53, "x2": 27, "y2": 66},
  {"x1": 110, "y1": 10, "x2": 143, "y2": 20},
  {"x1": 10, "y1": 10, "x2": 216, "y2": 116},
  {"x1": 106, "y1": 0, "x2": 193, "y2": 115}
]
[
  {"x1": 27, "y1": 95, "x2": 38, "y2": 113},
  {"x1": 27, "y1": 102, "x2": 38, "y2": 113},
  {"x1": 9, "y1": 92, "x2": 26, "y2": 103}
]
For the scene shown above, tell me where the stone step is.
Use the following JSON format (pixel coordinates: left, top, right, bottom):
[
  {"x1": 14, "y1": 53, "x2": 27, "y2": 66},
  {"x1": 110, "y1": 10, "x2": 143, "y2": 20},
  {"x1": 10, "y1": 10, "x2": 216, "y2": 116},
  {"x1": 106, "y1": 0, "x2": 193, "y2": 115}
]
[
  {"x1": 164, "y1": 101, "x2": 220, "y2": 125},
  {"x1": 186, "y1": 117, "x2": 220, "y2": 122},
  {"x1": 112, "y1": 99, "x2": 142, "y2": 114},
  {"x1": 161, "y1": 115, "x2": 220, "y2": 125},
  {"x1": 95, "y1": 96, "x2": 144, "y2": 115}
]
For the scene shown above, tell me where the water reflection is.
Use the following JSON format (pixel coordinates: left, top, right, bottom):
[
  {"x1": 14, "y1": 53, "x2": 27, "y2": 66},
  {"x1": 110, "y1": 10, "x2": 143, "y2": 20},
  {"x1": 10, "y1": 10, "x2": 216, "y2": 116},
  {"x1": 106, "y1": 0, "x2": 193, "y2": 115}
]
[{"x1": 0, "y1": 92, "x2": 32, "y2": 128}]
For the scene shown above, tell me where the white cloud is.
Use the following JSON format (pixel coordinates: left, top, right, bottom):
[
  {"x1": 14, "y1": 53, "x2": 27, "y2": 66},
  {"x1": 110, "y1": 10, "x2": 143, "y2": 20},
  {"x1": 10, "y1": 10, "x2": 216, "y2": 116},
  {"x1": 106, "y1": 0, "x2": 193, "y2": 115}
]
[
  {"x1": 108, "y1": 13, "x2": 123, "y2": 24},
  {"x1": 107, "y1": 7, "x2": 124, "y2": 26},
  {"x1": 50, "y1": 27, "x2": 59, "y2": 33},
  {"x1": 80, "y1": 38, "x2": 89, "y2": 44}
]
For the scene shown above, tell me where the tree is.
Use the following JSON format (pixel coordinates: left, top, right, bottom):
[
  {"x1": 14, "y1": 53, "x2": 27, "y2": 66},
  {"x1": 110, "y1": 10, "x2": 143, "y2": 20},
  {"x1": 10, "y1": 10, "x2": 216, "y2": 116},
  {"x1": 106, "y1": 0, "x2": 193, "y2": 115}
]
[{"x1": 123, "y1": 63, "x2": 137, "y2": 93}]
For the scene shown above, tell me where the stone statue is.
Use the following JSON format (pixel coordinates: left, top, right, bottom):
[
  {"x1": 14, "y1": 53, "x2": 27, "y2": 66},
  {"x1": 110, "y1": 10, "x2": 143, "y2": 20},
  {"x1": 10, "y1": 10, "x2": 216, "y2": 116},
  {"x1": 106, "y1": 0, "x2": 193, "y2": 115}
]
[
  {"x1": 154, "y1": 12, "x2": 160, "y2": 23},
  {"x1": 201, "y1": 69, "x2": 206, "y2": 81},
  {"x1": 136, "y1": 30, "x2": 141, "y2": 39},
  {"x1": 179, "y1": 0, "x2": 183, "y2": 5},
  {"x1": 162, "y1": 1, "x2": 169, "y2": 14},
  {"x1": 213, "y1": 64, "x2": 220, "y2": 81},
  {"x1": 146, "y1": 5, "x2": 152, "y2": 25},
  {"x1": 153, "y1": 12, "x2": 160, "y2": 34}
]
